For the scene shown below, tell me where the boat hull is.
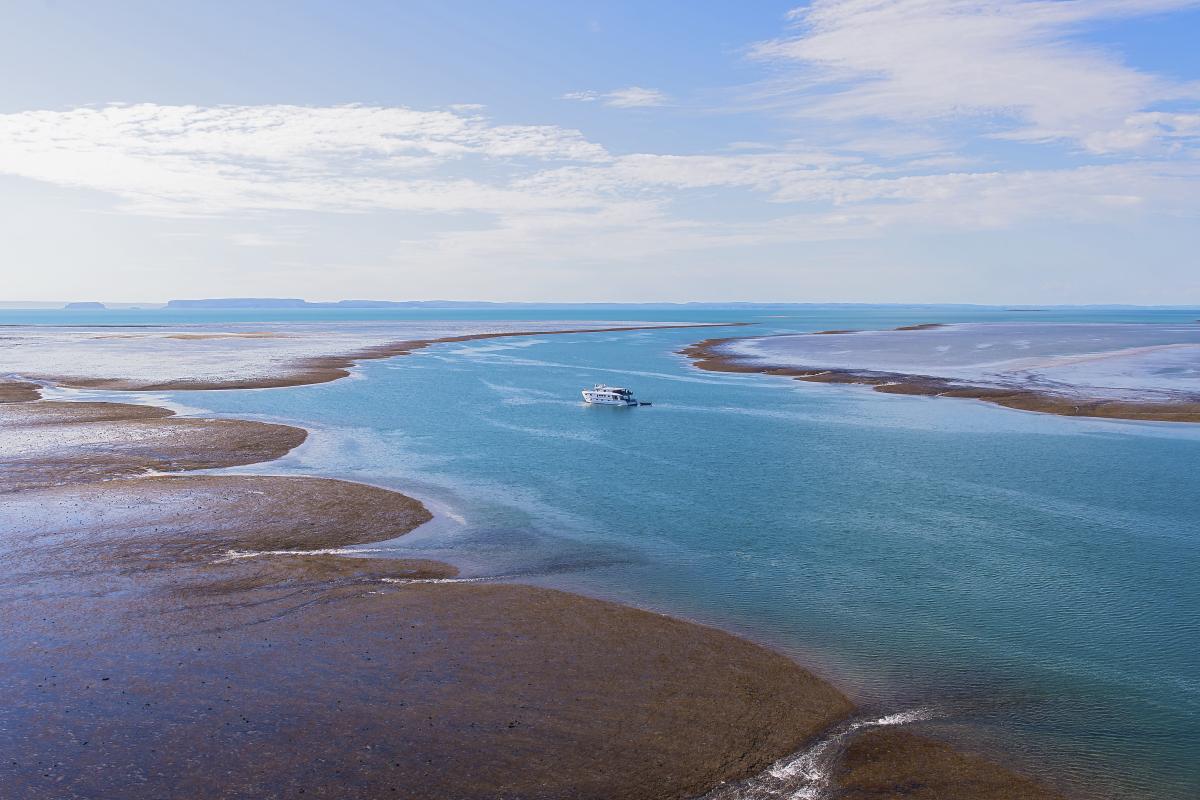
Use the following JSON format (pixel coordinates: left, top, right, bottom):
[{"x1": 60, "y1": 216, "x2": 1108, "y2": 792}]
[{"x1": 582, "y1": 391, "x2": 637, "y2": 406}]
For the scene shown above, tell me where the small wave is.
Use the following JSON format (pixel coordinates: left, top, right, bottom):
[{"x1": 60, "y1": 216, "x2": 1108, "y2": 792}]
[{"x1": 857, "y1": 708, "x2": 936, "y2": 729}]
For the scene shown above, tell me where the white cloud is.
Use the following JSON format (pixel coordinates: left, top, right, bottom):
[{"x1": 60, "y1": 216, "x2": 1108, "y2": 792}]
[
  {"x1": 229, "y1": 232, "x2": 285, "y2": 247},
  {"x1": 1079, "y1": 111, "x2": 1200, "y2": 154},
  {"x1": 562, "y1": 86, "x2": 669, "y2": 108},
  {"x1": 0, "y1": 100, "x2": 1196, "y2": 273},
  {"x1": 2, "y1": 7, "x2": 1198, "y2": 302},
  {"x1": 751, "y1": 0, "x2": 1200, "y2": 152},
  {"x1": 0, "y1": 104, "x2": 610, "y2": 215},
  {"x1": 603, "y1": 86, "x2": 669, "y2": 108}
]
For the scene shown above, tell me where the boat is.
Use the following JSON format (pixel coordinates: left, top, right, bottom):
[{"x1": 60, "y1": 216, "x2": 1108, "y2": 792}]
[{"x1": 582, "y1": 384, "x2": 640, "y2": 406}]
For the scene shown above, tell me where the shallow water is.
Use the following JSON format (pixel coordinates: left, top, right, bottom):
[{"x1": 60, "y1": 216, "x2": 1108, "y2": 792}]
[{"x1": 23, "y1": 305, "x2": 1198, "y2": 800}]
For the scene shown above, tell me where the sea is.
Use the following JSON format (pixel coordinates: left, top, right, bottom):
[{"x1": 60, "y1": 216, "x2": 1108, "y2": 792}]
[{"x1": 7, "y1": 304, "x2": 1198, "y2": 799}]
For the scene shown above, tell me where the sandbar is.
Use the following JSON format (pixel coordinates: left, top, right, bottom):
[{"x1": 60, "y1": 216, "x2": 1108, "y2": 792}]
[
  {"x1": 0, "y1": 394, "x2": 306, "y2": 492},
  {"x1": 682, "y1": 325, "x2": 1200, "y2": 424}
]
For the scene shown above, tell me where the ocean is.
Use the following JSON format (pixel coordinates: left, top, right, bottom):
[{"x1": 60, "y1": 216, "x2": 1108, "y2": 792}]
[{"x1": 11, "y1": 304, "x2": 1199, "y2": 799}]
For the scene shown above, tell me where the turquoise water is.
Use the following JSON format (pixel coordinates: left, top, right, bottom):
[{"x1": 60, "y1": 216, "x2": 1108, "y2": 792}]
[{"x1": 32, "y1": 306, "x2": 1197, "y2": 799}]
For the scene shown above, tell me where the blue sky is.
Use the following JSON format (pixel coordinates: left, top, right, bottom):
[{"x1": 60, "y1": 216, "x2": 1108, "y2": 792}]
[{"x1": 1, "y1": 0, "x2": 1198, "y2": 303}]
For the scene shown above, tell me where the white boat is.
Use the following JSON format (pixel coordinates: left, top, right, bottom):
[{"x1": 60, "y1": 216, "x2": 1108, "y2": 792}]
[{"x1": 582, "y1": 384, "x2": 640, "y2": 406}]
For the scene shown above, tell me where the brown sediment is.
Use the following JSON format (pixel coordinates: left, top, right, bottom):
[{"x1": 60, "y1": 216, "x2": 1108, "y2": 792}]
[
  {"x1": 0, "y1": 379, "x2": 41, "y2": 402},
  {"x1": 813, "y1": 323, "x2": 944, "y2": 335},
  {"x1": 0, "y1": 386, "x2": 854, "y2": 799},
  {"x1": 681, "y1": 337, "x2": 1200, "y2": 424},
  {"x1": 836, "y1": 729, "x2": 1064, "y2": 799},
  {"x1": 0, "y1": 475, "x2": 433, "y2": 568},
  {"x1": 0, "y1": 398, "x2": 174, "y2": 425},
  {"x1": 0, "y1": 399, "x2": 306, "y2": 492},
  {"x1": 1, "y1": 484, "x2": 854, "y2": 799},
  {"x1": 47, "y1": 322, "x2": 749, "y2": 391}
]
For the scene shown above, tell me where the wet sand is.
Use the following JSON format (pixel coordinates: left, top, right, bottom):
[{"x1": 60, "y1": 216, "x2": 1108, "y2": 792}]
[
  {"x1": 681, "y1": 336, "x2": 1200, "y2": 424},
  {"x1": 0, "y1": 380, "x2": 41, "y2": 402},
  {"x1": 0, "y1": 392, "x2": 306, "y2": 492},
  {"x1": 838, "y1": 730, "x2": 1065, "y2": 800}
]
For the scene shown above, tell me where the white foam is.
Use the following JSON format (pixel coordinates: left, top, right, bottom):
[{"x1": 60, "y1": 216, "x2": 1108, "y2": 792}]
[
  {"x1": 701, "y1": 707, "x2": 938, "y2": 800},
  {"x1": 214, "y1": 547, "x2": 391, "y2": 562},
  {"x1": 860, "y1": 708, "x2": 936, "y2": 728},
  {"x1": 380, "y1": 575, "x2": 504, "y2": 584}
]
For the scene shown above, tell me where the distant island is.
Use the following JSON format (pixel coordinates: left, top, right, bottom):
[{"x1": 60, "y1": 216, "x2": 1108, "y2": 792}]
[
  {"x1": 63, "y1": 301, "x2": 106, "y2": 310},
  {"x1": 165, "y1": 298, "x2": 1014, "y2": 309},
  {"x1": 166, "y1": 297, "x2": 679, "y2": 309},
  {"x1": 162, "y1": 298, "x2": 1200, "y2": 311},
  {"x1": 166, "y1": 297, "x2": 504, "y2": 309}
]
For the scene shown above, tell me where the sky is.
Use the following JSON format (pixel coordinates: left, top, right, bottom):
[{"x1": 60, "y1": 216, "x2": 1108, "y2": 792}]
[{"x1": 1, "y1": 0, "x2": 1198, "y2": 304}]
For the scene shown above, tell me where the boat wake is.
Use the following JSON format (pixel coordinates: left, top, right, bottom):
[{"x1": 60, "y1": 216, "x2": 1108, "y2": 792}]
[{"x1": 699, "y1": 707, "x2": 937, "y2": 800}]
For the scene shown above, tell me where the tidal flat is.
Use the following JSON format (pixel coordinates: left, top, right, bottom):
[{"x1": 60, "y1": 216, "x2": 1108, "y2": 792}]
[
  {"x1": 3, "y1": 311, "x2": 1195, "y2": 799},
  {"x1": 684, "y1": 322, "x2": 1200, "y2": 422},
  {"x1": 0, "y1": 331, "x2": 858, "y2": 800}
]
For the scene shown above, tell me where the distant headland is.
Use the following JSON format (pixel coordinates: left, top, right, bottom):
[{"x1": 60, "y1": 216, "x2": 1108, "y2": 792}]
[
  {"x1": 4, "y1": 299, "x2": 1197, "y2": 312},
  {"x1": 162, "y1": 298, "x2": 786, "y2": 309},
  {"x1": 165, "y1": 298, "x2": 466, "y2": 309}
]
